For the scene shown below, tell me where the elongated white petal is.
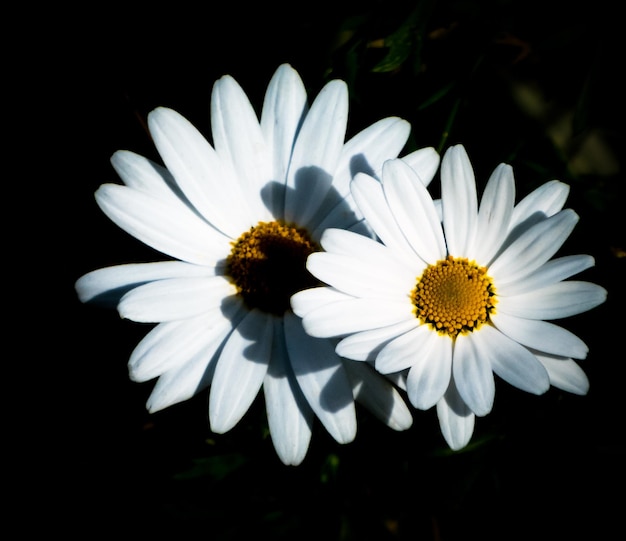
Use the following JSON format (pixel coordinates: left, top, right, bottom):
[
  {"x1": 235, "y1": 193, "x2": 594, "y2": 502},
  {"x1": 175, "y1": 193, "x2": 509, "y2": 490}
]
[
  {"x1": 209, "y1": 309, "x2": 273, "y2": 433},
  {"x1": 344, "y1": 361, "x2": 413, "y2": 431},
  {"x1": 319, "y1": 226, "x2": 410, "y2": 267},
  {"x1": 495, "y1": 254, "x2": 595, "y2": 297},
  {"x1": 260, "y1": 64, "x2": 308, "y2": 218},
  {"x1": 473, "y1": 163, "x2": 515, "y2": 265},
  {"x1": 440, "y1": 145, "x2": 478, "y2": 257},
  {"x1": 489, "y1": 209, "x2": 579, "y2": 285},
  {"x1": 477, "y1": 325, "x2": 550, "y2": 394},
  {"x1": 453, "y1": 332, "x2": 495, "y2": 416},
  {"x1": 284, "y1": 312, "x2": 356, "y2": 444},
  {"x1": 111, "y1": 150, "x2": 185, "y2": 203},
  {"x1": 75, "y1": 261, "x2": 217, "y2": 304},
  {"x1": 382, "y1": 159, "x2": 447, "y2": 264},
  {"x1": 436, "y1": 379, "x2": 475, "y2": 451},
  {"x1": 211, "y1": 74, "x2": 274, "y2": 222},
  {"x1": 95, "y1": 183, "x2": 230, "y2": 266},
  {"x1": 129, "y1": 311, "x2": 225, "y2": 381},
  {"x1": 148, "y1": 107, "x2": 255, "y2": 237},
  {"x1": 534, "y1": 353, "x2": 589, "y2": 395},
  {"x1": 143, "y1": 299, "x2": 244, "y2": 412},
  {"x1": 351, "y1": 173, "x2": 426, "y2": 267},
  {"x1": 285, "y1": 80, "x2": 348, "y2": 225},
  {"x1": 118, "y1": 276, "x2": 237, "y2": 323},
  {"x1": 302, "y1": 297, "x2": 415, "y2": 338},
  {"x1": 263, "y1": 318, "x2": 313, "y2": 465},
  {"x1": 376, "y1": 324, "x2": 436, "y2": 374},
  {"x1": 405, "y1": 331, "x2": 453, "y2": 410},
  {"x1": 333, "y1": 117, "x2": 411, "y2": 198},
  {"x1": 336, "y1": 319, "x2": 419, "y2": 361},
  {"x1": 146, "y1": 347, "x2": 218, "y2": 413},
  {"x1": 492, "y1": 312, "x2": 588, "y2": 359},
  {"x1": 400, "y1": 147, "x2": 441, "y2": 187},
  {"x1": 306, "y1": 251, "x2": 414, "y2": 299},
  {"x1": 497, "y1": 281, "x2": 607, "y2": 320},
  {"x1": 509, "y1": 179, "x2": 570, "y2": 231},
  {"x1": 290, "y1": 286, "x2": 353, "y2": 318}
]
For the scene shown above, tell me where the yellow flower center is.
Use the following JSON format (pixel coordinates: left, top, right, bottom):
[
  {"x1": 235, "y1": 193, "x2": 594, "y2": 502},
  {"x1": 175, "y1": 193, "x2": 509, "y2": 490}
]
[
  {"x1": 226, "y1": 220, "x2": 320, "y2": 315},
  {"x1": 411, "y1": 255, "x2": 497, "y2": 337}
]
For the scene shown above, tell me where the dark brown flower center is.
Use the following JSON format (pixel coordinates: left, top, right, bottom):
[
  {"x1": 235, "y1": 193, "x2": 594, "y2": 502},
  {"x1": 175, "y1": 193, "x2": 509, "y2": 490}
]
[{"x1": 226, "y1": 220, "x2": 320, "y2": 315}]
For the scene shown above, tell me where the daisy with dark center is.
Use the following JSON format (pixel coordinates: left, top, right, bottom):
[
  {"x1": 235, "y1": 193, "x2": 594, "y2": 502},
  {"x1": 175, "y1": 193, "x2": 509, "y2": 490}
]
[
  {"x1": 292, "y1": 144, "x2": 607, "y2": 451},
  {"x1": 75, "y1": 63, "x2": 442, "y2": 465}
]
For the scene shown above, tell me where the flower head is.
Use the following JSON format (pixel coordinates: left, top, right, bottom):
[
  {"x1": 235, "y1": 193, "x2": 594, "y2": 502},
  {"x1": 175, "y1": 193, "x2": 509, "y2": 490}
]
[
  {"x1": 75, "y1": 64, "x2": 441, "y2": 465},
  {"x1": 292, "y1": 144, "x2": 607, "y2": 451}
]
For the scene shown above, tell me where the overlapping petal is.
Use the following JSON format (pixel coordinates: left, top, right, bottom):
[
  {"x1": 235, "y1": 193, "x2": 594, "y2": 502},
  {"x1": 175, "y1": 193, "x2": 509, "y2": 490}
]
[
  {"x1": 382, "y1": 159, "x2": 447, "y2": 264},
  {"x1": 148, "y1": 107, "x2": 254, "y2": 237},
  {"x1": 209, "y1": 309, "x2": 274, "y2": 433},
  {"x1": 95, "y1": 183, "x2": 230, "y2": 266},
  {"x1": 284, "y1": 312, "x2": 357, "y2": 444},
  {"x1": 75, "y1": 261, "x2": 217, "y2": 304},
  {"x1": 285, "y1": 80, "x2": 348, "y2": 225},
  {"x1": 345, "y1": 361, "x2": 414, "y2": 431},
  {"x1": 117, "y1": 276, "x2": 237, "y2": 322},
  {"x1": 211, "y1": 74, "x2": 274, "y2": 222}
]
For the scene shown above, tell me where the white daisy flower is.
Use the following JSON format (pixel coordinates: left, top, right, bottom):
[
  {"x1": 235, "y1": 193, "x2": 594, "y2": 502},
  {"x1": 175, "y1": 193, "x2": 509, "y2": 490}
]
[
  {"x1": 75, "y1": 64, "x2": 441, "y2": 465},
  {"x1": 292, "y1": 143, "x2": 607, "y2": 451}
]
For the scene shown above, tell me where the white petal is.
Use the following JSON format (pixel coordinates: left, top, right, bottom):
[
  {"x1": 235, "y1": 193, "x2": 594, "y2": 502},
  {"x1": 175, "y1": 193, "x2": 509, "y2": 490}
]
[
  {"x1": 453, "y1": 332, "x2": 495, "y2": 416},
  {"x1": 301, "y1": 297, "x2": 415, "y2": 338},
  {"x1": 143, "y1": 301, "x2": 247, "y2": 412},
  {"x1": 436, "y1": 379, "x2": 475, "y2": 451},
  {"x1": 148, "y1": 107, "x2": 255, "y2": 237},
  {"x1": 489, "y1": 209, "x2": 579, "y2": 285},
  {"x1": 285, "y1": 79, "x2": 348, "y2": 225},
  {"x1": 440, "y1": 145, "x2": 478, "y2": 258},
  {"x1": 376, "y1": 323, "x2": 436, "y2": 374},
  {"x1": 351, "y1": 173, "x2": 425, "y2": 268},
  {"x1": 306, "y1": 251, "x2": 414, "y2": 299},
  {"x1": 75, "y1": 261, "x2": 217, "y2": 304},
  {"x1": 344, "y1": 361, "x2": 413, "y2": 431},
  {"x1": 336, "y1": 319, "x2": 419, "y2": 361},
  {"x1": 129, "y1": 311, "x2": 224, "y2": 381},
  {"x1": 111, "y1": 150, "x2": 185, "y2": 203},
  {"x1": 496, "y1": 281, "x2": 607, "y2": 320},
  {"x1": 406, "y1": 331, "x2": 453, "y2": 410},
  {"x1": 209, "y1": 309, "x2": 274, "y2": 433},
  {"x1": 534, "y1": 353, "x2": 589, "y2": 395},
  {"x1": 400, "y1": 147, "x2": 441, "y2": 187},
  {"x1": 117, "y1": 276, "x2": 237, "y2": 322},
  {"x1": 290, "y1": 286, "x2": 353, "y2": 318},
  {"x1": 382, "y1": 159, "x2": 447, "y2": 263},
  {"x1": 333, "y1": 117, "x2": 411, "y2": 198},
  {"x1": 473, "y1": 163, "x2": 515, "y2": 264},
  {"x1": 211, "y1": 74, "x2": 273, "y2": 222},
  {"x1": 260, "y1": 63, "x2": 308, "y2": 218},
  {"x1": 95, "y1": 183, "x2": 230, "y2": 266},
  {"x1": 284, "y1": 312, "x2": 357, "y2": 444},
  {"x1": 477, "y1": 325, "x2": 550, "y2": 394},
  {"x1": 492, "y1": 312, "x2": 588, "y2": 359},
  {"x1": 495, "y1": 254, "x2": 595, "y2": 297},
  {"x1": 263, "y1": 318, "x2": 313, "y2": 465},
  {"x1": 145, "y1": 349, "x2": 217, "y2": 413},
  {"x1": 509, "y1": 179, "x2": 570, "y2": 231}
]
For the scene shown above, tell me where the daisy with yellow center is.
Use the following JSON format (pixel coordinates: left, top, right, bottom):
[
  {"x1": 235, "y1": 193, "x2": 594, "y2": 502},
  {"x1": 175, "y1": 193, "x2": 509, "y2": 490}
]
[
  {"x1": 75, "y1": 64, "x2": 442, "y2": 465},
  {"x1": 292, "y1": 144, "x2": 607, "y2": 451}
]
